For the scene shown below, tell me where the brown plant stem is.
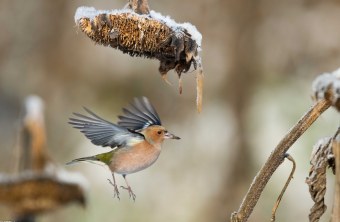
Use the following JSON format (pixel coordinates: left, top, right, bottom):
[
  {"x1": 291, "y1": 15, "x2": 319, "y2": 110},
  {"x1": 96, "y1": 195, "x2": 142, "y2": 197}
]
[
  {"x1": 231, "y1": 99, "x2": 331, "y2": 222},
  {"x1": 196, "y1": 66, "x2": 203, "y2": 113},
  {"x1": 332, "y1": 129, "x2": 340, "y2": 222},
  {"x1": 271, "y1": 154, "x2": 296, "y2": 222},
  {"x1": 128, "y1": 0, "x2": 150, "y2": 14},
  {"x1": 22, "y1": 97, "x2": 49, "y2": 172}
]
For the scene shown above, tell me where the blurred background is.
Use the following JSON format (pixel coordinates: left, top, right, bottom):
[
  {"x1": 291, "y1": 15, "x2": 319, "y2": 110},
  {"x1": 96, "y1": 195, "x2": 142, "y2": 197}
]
[{"x1": 0, "y1": 0, "x2": 339, "y2": 221}]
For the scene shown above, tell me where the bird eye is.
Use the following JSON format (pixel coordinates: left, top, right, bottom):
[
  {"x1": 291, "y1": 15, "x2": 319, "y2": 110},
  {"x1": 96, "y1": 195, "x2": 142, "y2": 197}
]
[{"x1": 157, "y1": 130, "x2": 162, "y2": 135}]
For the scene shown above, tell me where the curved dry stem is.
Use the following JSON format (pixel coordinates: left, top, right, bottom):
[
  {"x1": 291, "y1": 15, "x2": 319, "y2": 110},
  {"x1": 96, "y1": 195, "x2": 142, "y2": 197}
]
[
  {"x1": 230, "y1": 99, "x2": 331, "y2": 222},
  {"x1": 271, "y1": 154, "x2": 296, "y2": 222}
]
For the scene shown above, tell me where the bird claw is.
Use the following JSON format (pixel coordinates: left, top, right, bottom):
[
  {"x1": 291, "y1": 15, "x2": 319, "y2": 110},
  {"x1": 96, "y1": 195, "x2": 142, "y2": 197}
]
[
  {"x1": 120, "y1": 185, "x2": 136, "y2": 201},
  {"x1": 107, "y1": 179, "x2": 120, "y2": 200}
]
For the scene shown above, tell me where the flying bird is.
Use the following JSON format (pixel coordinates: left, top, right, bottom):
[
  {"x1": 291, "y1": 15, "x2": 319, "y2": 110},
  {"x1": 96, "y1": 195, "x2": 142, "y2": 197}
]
[{"x1": 67, "y1": 97, "x2": 180, "y2": 200}]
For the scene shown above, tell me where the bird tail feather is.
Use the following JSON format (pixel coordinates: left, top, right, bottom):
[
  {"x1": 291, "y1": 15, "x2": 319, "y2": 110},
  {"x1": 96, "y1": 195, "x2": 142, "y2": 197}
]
[{"x1": 66, "y1": 155, "x2": 99, "y2": 165}]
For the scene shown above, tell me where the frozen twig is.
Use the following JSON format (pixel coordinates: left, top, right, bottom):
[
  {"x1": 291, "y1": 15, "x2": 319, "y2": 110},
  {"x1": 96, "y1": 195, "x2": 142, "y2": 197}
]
[
  {"x1": 231, "y1": 66, "x2": 340, "y2": 222},
  {"x1": 271, "y1": 154, "x2": 296, "y2": 222}
]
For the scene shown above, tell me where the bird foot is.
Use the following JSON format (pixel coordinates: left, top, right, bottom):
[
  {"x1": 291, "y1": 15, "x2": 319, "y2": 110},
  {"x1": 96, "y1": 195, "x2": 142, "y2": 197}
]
[
  {"x1": 120, "y1": 185, "x2": 136, "y2": 201},
  {"x1": 107, "y1": 179, "x2": 120, "y2": 200}
]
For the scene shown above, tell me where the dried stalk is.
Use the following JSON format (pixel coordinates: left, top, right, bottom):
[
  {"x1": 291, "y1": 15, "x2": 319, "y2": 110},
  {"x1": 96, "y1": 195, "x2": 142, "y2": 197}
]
[
  {"x1": 0, "y1": 173, "x2": 85, "y2": 217},
  {"x1": 271, "y1": 154, "x2": 296, "y2": 222},
  {"x1": 331, "y1": 130, "x2": 340, "y2": 222},
  {"x1": 127, "y1": 0, "x2": 150, "y2": 14},
  {"x1": 231, "y1": 68, "x2": 340, "y2": 222},
  {"x1": 230, "y1": 99, "x2": 331, "y2": 222},
  {"x1": 22, "y1": 96, "x2": 49, "y2": 172},
  {"x1": 0, "y1": 95, "x2": 86, "y2": 220},
  {"x1": 196, "y1": 63, "x2": 203, "y2": 113}
]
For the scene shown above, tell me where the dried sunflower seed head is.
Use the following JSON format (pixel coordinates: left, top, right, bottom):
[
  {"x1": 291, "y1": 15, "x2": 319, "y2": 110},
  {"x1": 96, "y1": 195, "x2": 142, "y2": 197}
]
[
  {"x1": 75, "y1": 7, "x2": 201, "y2": 75},
  {"x1": 75, "y1": 6, "x2": 204, "y2": 112}
]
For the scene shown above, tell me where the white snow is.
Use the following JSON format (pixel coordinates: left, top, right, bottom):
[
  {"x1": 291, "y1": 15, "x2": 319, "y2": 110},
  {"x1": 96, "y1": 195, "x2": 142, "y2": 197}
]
[
  {"x1": 0, "y1": 169, "x2": 89, "y2": 191},
  {"x1": 310, "y1": 137, "x2": 331, "y2": 159},
  {"x1": 333, "y1": 67, "x2": 340, "y2": 78},
  {"x1": 149, "y1": 10, "x2": 202, "y2": 49},
  {"x1": 327, "y1": 153, "x2": 335, "y2": 160},
  {"x1": 312, "y1": 68, "x2": 340, "y2": 101},
  {"x1": 25, "y1": 95, "x2": 44, "y2": 123},
  {"x1": 74, "y1": 6, "x2": 202, "y2": 48},
  {"x1": 74, "y1": 6, "x2": 132, "y2": 23},
  {"x1": 55, "y1": 168, "x2": 89, "y2": 190}
]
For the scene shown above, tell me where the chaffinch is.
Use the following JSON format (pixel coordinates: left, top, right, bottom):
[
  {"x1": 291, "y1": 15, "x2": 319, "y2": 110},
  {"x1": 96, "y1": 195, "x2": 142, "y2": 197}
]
[{"x1": 67, "y1": 97, "x2": 180, "y2": 200}]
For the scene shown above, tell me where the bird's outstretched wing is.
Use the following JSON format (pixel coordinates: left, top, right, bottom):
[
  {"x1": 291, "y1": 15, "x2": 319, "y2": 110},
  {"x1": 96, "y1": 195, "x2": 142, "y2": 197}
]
[
  {"x1": 118, "y1": 97, "x2": 162, "y2": 131},
  {"x1": 69, "y1": 108, "x2": 144, "y2": 148}
]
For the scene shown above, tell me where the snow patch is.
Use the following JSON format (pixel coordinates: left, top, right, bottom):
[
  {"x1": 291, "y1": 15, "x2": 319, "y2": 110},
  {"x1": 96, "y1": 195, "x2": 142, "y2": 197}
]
[
  {"x1": 149, "y1": 10, "x2": 202, "y2": 48},
  {"x1": 312, "y1": 68, "x2": 340, "y2": 102},
  {"x1": 75, "y1": 6, "x2": 202, "y2": 48},
  {"x1": 310, "y1": 137, "x2": 331, "y2": 159},
  {"x1": 55, "y1": 168, "x2": 89, "y2": 190},
  {"x1": 74, "y1": 6, "x2": 132, "y2": 23},
  {"x1": 24, "y1": 95, "x2": 45, "y2": 124}
]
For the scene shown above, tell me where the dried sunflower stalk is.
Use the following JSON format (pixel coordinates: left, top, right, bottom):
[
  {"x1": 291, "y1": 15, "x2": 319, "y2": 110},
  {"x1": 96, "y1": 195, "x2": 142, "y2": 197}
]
[
  {"x1": 74, "y1": 6, "x2": 204, "y2": 112},
  {"x1": 0, "y1": 171, "x2": 86, "y2": 217},
  {"x1": 0, "y1": 96, "x2": 87, "y2": 219}
]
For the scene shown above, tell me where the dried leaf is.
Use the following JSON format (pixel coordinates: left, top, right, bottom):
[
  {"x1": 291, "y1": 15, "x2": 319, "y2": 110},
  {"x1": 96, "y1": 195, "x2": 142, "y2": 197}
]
[
  {"x1": 306, "y1": 137, "x2": 334, "y2": 222},
  {"x1": 331, "y1": 132, "x2": 340, "y2": 222}
]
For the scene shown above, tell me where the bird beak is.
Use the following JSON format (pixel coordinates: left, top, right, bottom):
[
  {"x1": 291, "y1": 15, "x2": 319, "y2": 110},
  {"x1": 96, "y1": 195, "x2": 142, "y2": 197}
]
[{"x1": 164, "y1": 131, "x2": 180, "y2": 140}]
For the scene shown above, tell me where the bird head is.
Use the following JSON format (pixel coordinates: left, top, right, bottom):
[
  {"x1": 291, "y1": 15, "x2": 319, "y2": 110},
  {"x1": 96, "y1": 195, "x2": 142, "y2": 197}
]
[{"x1": 141, "y1": 125, "x2": 180, "y2": 145}]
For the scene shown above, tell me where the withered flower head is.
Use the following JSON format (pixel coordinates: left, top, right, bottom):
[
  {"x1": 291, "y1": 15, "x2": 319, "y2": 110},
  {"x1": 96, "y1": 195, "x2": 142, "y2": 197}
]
[{"x1": 75, "y1": 6, "x2": 204, "y2": 112}]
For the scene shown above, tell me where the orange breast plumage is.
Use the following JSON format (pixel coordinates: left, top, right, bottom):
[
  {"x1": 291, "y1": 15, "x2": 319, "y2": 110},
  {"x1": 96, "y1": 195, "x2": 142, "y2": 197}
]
[{"x1": 109, "y1": 142, "x2": 162, "y2": 175}]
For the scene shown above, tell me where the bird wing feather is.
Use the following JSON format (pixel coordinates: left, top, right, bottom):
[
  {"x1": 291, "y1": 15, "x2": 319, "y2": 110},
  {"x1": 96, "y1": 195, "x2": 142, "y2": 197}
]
[
  {"x1": 69, "y1": 107, "x2": 144, "y2": 148},
  {"x1": 118, "y1": 97, "x2": 162, "y2": 130}
]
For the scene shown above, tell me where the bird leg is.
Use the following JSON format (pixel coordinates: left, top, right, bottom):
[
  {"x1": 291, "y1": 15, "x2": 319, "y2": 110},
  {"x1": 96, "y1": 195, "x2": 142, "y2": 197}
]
[
  {"x1": 120, "y1": 175, "x2": 136, "y2": 201},
  {"x1": 107, "y1": 173, "x2": 120, "y2": 200}
]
